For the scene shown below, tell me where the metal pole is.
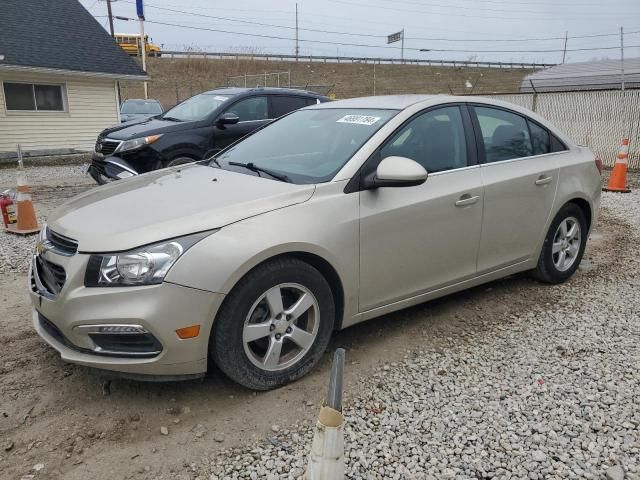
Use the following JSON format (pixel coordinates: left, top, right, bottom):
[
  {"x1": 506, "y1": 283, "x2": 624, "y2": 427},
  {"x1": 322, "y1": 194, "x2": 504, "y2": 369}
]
[
  {"x1": 373, "y1": 62, "x2": 376, "y2": 96},
  {"x1": 620, "y1": 26, "x2": 625, "y2": 92},
  {"x1": 562, "y1": 31, "x2": 568, "y2": 64},
  {"x1": 401, "y1": 29, "x2": 405, "y2": 63},
  {"x1": 106, "y1": 0, "x2": 115, "y2": 37},
  {"x1": 139, "y1": 18, "x2": 148, "y2": 99},
  {"x1": 295, "y1": 3, "x2": 299, "y2": 61},
  {"x1": 327, "y1": 349, "x2": 345, "y2": 411}
]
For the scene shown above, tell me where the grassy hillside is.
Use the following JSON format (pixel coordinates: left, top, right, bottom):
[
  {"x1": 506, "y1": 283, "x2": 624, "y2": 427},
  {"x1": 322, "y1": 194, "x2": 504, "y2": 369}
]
[{"x1": 121, "y1": 56, "x2": 535, "y2": 108}]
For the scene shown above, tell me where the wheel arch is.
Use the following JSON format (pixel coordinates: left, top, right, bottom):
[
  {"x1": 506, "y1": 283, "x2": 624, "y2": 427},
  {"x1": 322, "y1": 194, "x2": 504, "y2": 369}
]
[
  {"x1": 567, "y1": 197, "x2": 592, "y2": 231},
  {"x1": 218, "y1": 250, "x2": 346, "y2": 332}
]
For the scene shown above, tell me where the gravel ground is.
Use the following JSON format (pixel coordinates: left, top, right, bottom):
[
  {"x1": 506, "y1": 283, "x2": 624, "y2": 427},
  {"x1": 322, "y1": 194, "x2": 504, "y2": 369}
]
[
  {"x1": 0, "y1": 163, "x2": 93, "y2": 275},
  {"x1": 201, "y1": 186, "x2": 640, "y2": 479},
  {"x1": 1, "y1": 165, "x2": 639, "y2": 479}
]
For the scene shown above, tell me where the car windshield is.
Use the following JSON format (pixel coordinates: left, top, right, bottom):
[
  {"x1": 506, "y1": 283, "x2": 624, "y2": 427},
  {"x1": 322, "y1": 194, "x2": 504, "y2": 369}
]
[
  {"x1": 163, "y1": 93, "x2": 232, "y2": 122},
  {"x1": 214, "y1": 108, "x2": 398, "y2": 183},
  {"x1": 120, "y1": 100, "x2": 163, "y2": 114}
]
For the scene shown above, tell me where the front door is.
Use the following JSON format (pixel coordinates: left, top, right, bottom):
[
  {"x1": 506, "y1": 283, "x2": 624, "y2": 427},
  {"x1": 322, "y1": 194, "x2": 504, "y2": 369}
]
[
  {"x1": 213, "y1": 96, "x2": 272, "y2": 150},
  {"x1": 359, "y1": 105, "x2": 484, "y2": 311},
  {"x1": 470, "y1": 105, "x2": 559, "y2": 272}
]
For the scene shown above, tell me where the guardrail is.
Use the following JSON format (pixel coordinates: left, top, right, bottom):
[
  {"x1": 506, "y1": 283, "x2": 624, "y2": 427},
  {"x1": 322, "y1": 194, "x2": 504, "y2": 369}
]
[{"x1": 159, "y1": 51, "x2": 554, "y2": 70}]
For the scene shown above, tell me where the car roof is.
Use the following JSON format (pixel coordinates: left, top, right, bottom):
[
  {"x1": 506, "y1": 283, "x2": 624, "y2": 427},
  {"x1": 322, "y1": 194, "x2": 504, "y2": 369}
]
[
  {"x1": 202, "y1": 87, "x2": 326, "y2": 97},
  {"x1": 122, "y1": 98, "x2": 161, "y2": 103},
  {"x1": 309, "y1": 94, "x2": 441, "y2": 110}
]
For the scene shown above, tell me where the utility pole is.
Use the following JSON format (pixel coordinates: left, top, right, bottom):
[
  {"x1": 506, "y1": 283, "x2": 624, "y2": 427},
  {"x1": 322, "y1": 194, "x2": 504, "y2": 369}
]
[
  {"x1": 401, "y1": 29, "x2": 405, "y2": 63},
  {"x1": 106, "y1": 0, "x2": 115, "y2": 37},
  {"x1": 620, "y1": 26, "x2": 625, "y2": 92},
  {"x1": 561, "y1": 31, "x2": 568, "y2": 64},
  {"x1": 295, "y1": 3, "x2": 299, "y2": 61},
  {"x1": 136, "y1": 0, "x2": 148, "y2": 99}
]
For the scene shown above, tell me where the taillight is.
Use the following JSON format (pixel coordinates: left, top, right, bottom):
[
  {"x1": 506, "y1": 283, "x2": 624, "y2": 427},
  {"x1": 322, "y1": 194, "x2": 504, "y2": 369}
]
[{"x1": 595, "y1": 157, "x2": 603, "y2": 175}]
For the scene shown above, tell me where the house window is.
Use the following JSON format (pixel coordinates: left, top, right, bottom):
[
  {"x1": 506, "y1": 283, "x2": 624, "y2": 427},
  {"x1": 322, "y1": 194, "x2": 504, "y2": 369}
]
[{"x1": 3, "y1": 82, "x2": 66, "y2": 112}]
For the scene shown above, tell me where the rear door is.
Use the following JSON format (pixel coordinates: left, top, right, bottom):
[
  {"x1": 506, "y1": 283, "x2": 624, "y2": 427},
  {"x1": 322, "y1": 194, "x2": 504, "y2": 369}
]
[
  {"x1": 213, "y1": 95, "x2": 271, "y2": 150},
  {"x1": 470, "y1": 104, "x2": 560, "y2": 272}
]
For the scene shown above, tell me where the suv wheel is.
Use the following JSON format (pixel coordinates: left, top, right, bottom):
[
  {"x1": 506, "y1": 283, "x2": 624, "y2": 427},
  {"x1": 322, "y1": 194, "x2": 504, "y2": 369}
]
[
  {"x1": 165, "y1": 156, "x2": 196, "y2": 168},
  {"x1": 532, "y1": 203, "x2": 587, "y2": 284},
  {"x1": 211, "y1": 258, "x2": 334, "y2": 390}
]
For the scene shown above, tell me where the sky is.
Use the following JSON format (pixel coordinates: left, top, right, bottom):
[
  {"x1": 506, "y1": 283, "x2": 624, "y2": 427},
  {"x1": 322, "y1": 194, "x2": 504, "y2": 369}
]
[{"x1": 79, "y1": 0, "x2": 640, "y2": 65}]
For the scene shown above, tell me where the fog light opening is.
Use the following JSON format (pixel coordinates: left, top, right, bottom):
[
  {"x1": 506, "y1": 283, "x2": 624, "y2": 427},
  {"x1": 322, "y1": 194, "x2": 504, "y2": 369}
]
[{"x1": 176, "y1": 325, "x2": 200, "y2": 339}]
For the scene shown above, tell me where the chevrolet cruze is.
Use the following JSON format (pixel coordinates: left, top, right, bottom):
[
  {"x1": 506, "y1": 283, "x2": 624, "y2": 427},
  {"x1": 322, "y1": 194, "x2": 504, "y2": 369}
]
[{"x1": 30, "y1": 95, "x2": 601, "y2": 389}]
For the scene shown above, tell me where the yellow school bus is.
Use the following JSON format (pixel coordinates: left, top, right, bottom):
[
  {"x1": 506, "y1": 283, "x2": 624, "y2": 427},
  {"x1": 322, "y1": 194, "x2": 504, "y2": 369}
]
[{"x1": 114, "y1": 33, "x2": 161, "y2": 57}]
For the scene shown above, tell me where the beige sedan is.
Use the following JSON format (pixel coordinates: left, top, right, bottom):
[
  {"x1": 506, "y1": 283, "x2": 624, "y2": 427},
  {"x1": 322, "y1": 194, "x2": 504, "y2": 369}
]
[{"x1": 29, "y1": 95, "x2": 602, "y2": 389}]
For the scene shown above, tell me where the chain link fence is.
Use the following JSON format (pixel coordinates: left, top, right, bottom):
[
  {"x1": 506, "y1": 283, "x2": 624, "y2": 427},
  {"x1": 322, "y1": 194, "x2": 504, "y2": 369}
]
[{"x1": 486, "y1": 89, "x2": 640, "y2": 169}]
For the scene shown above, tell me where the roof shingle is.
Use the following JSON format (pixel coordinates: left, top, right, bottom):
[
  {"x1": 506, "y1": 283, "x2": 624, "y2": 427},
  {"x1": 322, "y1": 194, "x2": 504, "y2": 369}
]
[{"x1": 0, "y1": 0, "x2": 146, "y2": 78}]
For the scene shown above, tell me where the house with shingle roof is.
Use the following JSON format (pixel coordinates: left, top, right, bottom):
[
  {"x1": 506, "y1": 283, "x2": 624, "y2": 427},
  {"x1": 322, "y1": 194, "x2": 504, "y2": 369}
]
[{"x1": 0, "y1": 0, "x2": 147, "y2": 157}]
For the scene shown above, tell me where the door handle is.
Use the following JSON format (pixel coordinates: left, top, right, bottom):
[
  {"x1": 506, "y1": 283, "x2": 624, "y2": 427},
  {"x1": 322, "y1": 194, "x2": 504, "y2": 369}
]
[
  {"x1": 455, "y1": 194, "x2": 480, "y2": 207},
  {"x1": 535, "y1": 175, "x2": 553, "y2": 186}
]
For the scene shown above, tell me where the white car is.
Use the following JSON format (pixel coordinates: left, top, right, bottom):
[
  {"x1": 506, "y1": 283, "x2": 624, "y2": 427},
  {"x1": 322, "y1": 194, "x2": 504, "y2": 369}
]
[{"x1": 30, "y1": 95, "x2": 602, "y2": 389}]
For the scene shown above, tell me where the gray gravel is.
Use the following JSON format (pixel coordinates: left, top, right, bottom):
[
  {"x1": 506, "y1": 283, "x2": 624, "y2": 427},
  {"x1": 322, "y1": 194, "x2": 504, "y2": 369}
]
[
  {"x1": 0, "y1": 163, "x2": 93, "y2": 276},
  {"x1": 201, "y1": 189, "x2": 640, "y2": 479}
]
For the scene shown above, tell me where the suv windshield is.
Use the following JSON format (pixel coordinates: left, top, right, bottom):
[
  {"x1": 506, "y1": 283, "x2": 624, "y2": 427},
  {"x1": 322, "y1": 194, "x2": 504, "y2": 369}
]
[
  {"x1": 121, "y1": 100, "x2": 163, "y2": 114},
  {"x1": 214, "y1": 108, "x2": 397, "y2": 184},
  {"x1": 163, "y1": 93, "x2": 232, "y2": 122}
]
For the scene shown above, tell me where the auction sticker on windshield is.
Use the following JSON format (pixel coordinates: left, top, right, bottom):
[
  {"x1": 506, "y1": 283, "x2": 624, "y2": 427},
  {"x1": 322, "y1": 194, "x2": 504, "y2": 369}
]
[{"x1": 337, "y1": 114, "x2": 381, "y2": 126}]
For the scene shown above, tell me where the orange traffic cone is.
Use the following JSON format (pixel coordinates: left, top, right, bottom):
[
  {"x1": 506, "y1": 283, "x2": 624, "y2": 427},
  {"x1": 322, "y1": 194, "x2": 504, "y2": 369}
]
[
  {"x1": 5, "y1": 172, "x2": 40, "y2": 235},
  {"x1": 603, "y1": 138, "x2": 631, "y2": 193}
]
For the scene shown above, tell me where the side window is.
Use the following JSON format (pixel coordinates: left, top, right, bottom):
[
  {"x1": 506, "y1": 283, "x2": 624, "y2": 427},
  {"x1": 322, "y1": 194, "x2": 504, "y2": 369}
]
[
  {"x1": 474, "y1": 106, "x2": 532, "y2": 162},
  {"x1": 550, "y1": 134, "x2": 567, "y2": 152},
  {"x1": 528, "y1": 120, "x2": 550, "y2": 155},
  {"x1": 226, "y1": 96, "x2": 269, "y2": 121},
  {"x1": 271, "y1": 96, "x2": 309, "y2": 118},
  {"x1": 380, "y1": 106, "x2": 468, "y2": 173}
]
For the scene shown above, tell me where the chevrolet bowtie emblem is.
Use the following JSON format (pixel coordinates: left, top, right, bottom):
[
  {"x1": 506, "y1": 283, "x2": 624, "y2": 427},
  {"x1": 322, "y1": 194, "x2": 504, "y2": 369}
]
[{"x1": 36, "y1": 241, "x2": 50, "y2": 255}]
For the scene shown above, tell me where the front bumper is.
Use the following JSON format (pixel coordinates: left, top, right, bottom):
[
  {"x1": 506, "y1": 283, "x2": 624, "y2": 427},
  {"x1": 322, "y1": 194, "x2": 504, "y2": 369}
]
[
  {"x1": 29, "y1": 250, "x2": 225, "y2": 377},
  {"x1": 89, "y1": 147, "x2": 164, "y2": 181}
]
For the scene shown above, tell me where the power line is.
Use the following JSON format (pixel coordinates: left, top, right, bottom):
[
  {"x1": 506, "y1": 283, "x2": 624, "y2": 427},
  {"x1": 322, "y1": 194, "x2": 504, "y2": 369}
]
[
  {"x1": 326, "y1": 0, "x2": 631, "y2": 21},
  {"x1": 121, "y1": 1, "x2": 640, "y2": 45},
  {"x1": 143, "y1": 19, "x2": 640, "y2": 54}
]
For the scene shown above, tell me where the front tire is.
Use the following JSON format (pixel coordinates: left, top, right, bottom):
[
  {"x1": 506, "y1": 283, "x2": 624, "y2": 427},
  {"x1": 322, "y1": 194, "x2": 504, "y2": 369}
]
[
  {"x1": 531, "y1": 203, "x2": 587, "y2": 284},
  {"x1": 164, "y1": 156, "x2": 196, "y2": 168},
  {"x1": 211, "y1": 258, "x2": 335, "y2": 390}
]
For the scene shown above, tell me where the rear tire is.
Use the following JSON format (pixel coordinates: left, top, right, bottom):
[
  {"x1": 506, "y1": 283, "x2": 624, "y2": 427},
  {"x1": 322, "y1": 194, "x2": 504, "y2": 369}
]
[
  {"x1": 211, "y1": 257, "x2": 334, "y2": 390},
  {"x1": 531, "y1": 203, "x2": 587, "y2": 284}
]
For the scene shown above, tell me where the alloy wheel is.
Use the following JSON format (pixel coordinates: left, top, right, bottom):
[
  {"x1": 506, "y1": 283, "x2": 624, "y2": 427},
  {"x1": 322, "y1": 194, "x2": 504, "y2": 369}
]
[
  {"x1": 242, "y1": 283, "x2": 320, "y2": 372},
  {"x1": 552, "y1": 216, "x2": 582, "y2": 272}
]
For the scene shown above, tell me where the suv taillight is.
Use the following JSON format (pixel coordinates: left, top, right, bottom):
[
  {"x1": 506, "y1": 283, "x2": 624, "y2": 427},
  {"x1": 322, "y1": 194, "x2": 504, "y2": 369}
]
[{"x1": 595, "y1": 157, "x2": 603, "y2": 175}]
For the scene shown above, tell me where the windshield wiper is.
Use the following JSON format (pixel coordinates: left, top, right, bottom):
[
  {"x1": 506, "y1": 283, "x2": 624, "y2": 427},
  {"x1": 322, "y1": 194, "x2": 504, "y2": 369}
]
[
  {"x1": 228, "y1": 162, "x2": 292, "y2": 183},
  {"x1": 162, "y1": 116, "x2": 183, "y2": 122}
]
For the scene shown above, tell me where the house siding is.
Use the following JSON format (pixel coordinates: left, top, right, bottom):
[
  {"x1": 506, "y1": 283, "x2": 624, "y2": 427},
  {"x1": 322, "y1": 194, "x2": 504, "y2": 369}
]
[{"x1": 0, "y1": 72, "x2": 118, "y2": 154}]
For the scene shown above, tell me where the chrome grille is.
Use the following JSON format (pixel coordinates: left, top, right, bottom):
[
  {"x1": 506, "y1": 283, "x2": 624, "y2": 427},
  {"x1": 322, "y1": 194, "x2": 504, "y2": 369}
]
[
  {"x1": 96, "y1": 138, "x2": 121, "y2": 156},
  {"x1": 46, "y1": 228, "x2": 78, "y2": 256},
  {"x1": 35, "y1": 256, "x2": 66, "y2": 295}
]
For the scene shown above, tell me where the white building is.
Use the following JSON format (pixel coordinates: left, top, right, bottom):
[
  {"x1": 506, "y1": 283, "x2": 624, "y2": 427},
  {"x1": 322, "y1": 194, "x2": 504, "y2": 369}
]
[{"x1": 0, "y1": 0, "x2": 147, "y2": 158}]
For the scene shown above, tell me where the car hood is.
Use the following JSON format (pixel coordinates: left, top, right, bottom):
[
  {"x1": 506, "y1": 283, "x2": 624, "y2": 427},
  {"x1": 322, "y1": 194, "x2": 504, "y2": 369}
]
[
  {"x1": 47, "y1": 164, "x2": 315, "y2": 252},
  {"x1": 102, "y1": 117, "x2": 197, "y2": 140}
]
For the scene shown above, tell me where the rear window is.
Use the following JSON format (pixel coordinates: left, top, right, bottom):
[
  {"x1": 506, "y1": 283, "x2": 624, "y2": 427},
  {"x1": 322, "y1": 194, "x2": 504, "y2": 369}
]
[
  {"x1": 121, "y1": 100, "x2": 163, "y2": 114},
  {"x1": 271, "y1": 96, "x2": 311, "y2": 118}
]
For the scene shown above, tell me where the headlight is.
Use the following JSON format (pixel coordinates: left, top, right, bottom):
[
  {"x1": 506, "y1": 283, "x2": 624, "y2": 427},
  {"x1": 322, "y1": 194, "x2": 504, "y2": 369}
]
[
  {"x1": 114, "y1": 134, "x2": 162, "y2": 154},
  {"x1": 84, "y1": 231, "x2": 211, "y2": 287}
]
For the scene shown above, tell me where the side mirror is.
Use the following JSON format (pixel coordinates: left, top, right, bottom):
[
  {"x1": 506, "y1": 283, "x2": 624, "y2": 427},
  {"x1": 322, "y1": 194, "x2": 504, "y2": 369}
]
[
  {"x1": 363, "y1": 156, "x2": 428, "y2": 189},
  {"x1": 216, "y1": 112, "x2": 240, "y2": 128}
]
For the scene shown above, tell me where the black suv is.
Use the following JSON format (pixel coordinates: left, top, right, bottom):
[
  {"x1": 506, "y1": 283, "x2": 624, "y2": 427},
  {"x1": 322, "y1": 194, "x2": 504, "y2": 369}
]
[{"x1": 89, "y1": 87, "x2": 329, "y2": 184}]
